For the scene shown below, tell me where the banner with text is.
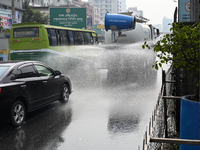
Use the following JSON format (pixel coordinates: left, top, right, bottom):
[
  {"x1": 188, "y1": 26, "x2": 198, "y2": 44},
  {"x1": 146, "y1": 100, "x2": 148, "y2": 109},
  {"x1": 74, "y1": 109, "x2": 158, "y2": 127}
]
[
  {"x1": 0, "y1": 9, "x2": 12, "y2": 29},
  {"x1": 0, "y1": 9, "x2": 21, "y2": 29}
]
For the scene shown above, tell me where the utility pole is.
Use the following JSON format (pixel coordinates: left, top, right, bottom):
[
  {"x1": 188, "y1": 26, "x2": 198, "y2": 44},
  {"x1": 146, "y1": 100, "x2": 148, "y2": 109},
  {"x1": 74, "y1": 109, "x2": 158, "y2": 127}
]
[
  {"x1": 190, "y1": 0, "x2": 200, "y2": 22},
  {"x1": 12, "y1": 0, "x2": 15, "y2": 20}
]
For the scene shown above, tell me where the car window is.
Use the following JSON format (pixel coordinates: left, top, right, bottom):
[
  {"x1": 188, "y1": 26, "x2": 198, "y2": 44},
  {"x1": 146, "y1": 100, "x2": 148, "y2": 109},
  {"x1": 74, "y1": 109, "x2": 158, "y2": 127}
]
[
  {"x1": 15, "y1": 69, "x2": 24, "y2": 79},
  {"x1": 35, "y1": 65, "x2": 54, "y2": 76},
  {"x1": 16, "y1": 65, "x2": 37, "y2": 79},
  {"x1": 0, "y1": 66, "x2": 10, "y2": 78}
]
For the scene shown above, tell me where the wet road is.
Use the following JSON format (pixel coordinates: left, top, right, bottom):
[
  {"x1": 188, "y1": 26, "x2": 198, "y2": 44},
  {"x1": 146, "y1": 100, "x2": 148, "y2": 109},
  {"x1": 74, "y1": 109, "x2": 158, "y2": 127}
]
[{"x1": 0, "y1": 42, "x2": 169, "y2": 150}]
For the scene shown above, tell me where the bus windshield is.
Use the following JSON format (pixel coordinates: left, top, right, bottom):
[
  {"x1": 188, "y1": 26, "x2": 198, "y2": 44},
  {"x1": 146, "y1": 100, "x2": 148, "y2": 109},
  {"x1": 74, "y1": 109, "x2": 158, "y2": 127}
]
[{"x1": 13, "y1": 27, "x2": 39, "y2": 38}]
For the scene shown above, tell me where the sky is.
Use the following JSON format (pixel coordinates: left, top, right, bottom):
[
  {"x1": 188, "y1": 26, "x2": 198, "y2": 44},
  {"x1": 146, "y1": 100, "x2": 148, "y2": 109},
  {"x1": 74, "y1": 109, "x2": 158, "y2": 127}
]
[{"x1": 82, "y1": 0, "x2": 178, "y2": 25}]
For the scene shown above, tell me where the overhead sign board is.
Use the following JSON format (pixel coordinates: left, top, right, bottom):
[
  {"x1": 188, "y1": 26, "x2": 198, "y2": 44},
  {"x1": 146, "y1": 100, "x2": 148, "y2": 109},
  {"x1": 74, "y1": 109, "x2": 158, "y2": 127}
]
[
  {"x1": 179, "y1": 0, "x2": 190, "y2": 22},
  {"x1": 97, "y1": 25, "x2": 105, "y2": 29},
  {"x1": 50, "y1": 7, "x2": 87, "y2": 29}
]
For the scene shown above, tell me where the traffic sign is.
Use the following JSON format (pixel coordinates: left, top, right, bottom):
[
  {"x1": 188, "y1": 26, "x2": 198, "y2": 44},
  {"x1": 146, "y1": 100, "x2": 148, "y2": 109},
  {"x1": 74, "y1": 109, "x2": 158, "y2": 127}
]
[{"x1": 4, "y1": 29, "x2": 11, "y2": 38}]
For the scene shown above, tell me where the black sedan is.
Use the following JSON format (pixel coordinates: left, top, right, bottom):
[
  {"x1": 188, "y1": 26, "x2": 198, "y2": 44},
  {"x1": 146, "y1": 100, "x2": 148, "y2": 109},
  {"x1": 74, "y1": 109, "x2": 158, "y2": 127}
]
[{"x1": 0, "y1": 61, "x2": 72, "y2": 127}]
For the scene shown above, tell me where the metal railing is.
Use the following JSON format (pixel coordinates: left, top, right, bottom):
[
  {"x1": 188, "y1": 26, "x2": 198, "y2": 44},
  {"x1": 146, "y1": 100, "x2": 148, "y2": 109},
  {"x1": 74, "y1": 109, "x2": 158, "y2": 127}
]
[{"x1": 139, "y1": 65, "x2": 200, "y2": 150}]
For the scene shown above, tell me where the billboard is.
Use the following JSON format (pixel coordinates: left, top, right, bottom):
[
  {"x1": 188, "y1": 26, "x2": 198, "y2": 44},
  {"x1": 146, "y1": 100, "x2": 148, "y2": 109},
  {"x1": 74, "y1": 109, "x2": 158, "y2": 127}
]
[
  {"x1": 179, "y1": 0, "x2": 190, "y2": 22},
  {"x1": 0, "y1": 9, "x2": 12, "y2": 29},
  {"x1": 87, "y1": 17, "x2": 92, "y2": 29},
  {"x1": 50, "y1": 8, "x2": 87, "y2": 29},
  {"x1": 0, "y1": 9, "x2": 21, "y2": 29}
]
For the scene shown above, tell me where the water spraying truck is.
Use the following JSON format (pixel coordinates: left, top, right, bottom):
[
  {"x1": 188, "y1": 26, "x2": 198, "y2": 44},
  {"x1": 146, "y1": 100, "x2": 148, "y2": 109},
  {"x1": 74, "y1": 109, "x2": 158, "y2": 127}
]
[
  {"x1": 104, "y1": 13, "x2": 160, "y2": 43},
  {"x1": 102, "y1": 13, "x2": 160, "y2": 81}
]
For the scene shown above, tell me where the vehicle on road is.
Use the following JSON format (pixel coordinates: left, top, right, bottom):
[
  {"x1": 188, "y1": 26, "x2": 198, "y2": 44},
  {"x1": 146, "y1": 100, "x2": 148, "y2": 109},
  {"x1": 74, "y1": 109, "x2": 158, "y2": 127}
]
[
  {"x1": 10, "y1": 22, "x2": 99, "y2": 61},
  {"x1": 0, "y1": 61, "x2": 72, "y2": 127},
  {"x1": 102, "y1": 13, "x2": 159, "y2": 81},
  {"x1": 10, "y1": 22, "x2": 102, "y2": 72}
]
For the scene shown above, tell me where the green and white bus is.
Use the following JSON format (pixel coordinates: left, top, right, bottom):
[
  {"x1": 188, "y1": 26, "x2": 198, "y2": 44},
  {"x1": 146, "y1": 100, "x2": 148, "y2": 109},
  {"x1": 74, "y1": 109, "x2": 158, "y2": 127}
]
[{"x1": 10, "y1": 22, "x2": 101, "y2": 70}]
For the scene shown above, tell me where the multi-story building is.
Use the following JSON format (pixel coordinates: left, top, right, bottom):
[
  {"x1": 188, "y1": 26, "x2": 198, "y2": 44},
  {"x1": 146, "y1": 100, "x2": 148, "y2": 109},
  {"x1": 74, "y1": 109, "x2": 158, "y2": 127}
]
[
  {"x1": 51, "y1": 0, "x2": 76, "y2": 6},
  {"x1": 118, "y1": 0, "x2": 126, "y2": 13},
  {"x1": 162, "y1": 17, "x2": 172, "y2": 32},
  {"x1": 82, "y1": 2, "x2": 100, "y2": 26},
  {"x1": 0, "y1": 0, "x2": 24, "y2": 51},
  {"x1": 88, "y1": 0, "x2": 118, "y2": 24},
  {"x1": 93, "y1": 5, "x2": 100, "y2": 25},
  {"x1": 29, "y1": 0, "x2": 53, "y2": 6},
  {"x1": 31, "y1": 0, "x2": 100, "y2": 30}
]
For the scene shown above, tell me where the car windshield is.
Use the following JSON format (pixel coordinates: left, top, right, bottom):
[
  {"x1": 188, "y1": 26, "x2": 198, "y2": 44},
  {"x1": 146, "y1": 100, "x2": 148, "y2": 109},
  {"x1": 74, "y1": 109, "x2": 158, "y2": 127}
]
[{"x1": 0, "y1": 66, "x2": 10, "y2": 78}]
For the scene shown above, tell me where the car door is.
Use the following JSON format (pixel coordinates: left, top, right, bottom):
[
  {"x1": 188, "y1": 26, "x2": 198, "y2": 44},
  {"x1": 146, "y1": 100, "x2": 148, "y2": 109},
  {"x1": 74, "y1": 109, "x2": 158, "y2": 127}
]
[
  {"x1": 16, "y1": 64, "x2": 44, "y2": 111},
  {"x1": 34, "y1": 64, "x2": 61, "y2": 103}
]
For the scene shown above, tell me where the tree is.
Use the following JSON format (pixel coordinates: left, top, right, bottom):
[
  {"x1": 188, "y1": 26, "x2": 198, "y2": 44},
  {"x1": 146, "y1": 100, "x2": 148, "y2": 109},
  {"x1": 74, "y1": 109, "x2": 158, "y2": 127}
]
[
  {"x1": 143, "y1": 22, "x2": 200, "y2": 100},
  {"x1": 22, "y1": 0, "x2": 49, "y2": 24}
]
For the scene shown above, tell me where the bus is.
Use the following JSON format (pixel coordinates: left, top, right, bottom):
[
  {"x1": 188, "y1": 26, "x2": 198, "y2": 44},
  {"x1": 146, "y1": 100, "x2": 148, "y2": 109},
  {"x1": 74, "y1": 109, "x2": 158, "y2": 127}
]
[{"x1": 10, "y1": 22, "x2": 101, "y2": 71}]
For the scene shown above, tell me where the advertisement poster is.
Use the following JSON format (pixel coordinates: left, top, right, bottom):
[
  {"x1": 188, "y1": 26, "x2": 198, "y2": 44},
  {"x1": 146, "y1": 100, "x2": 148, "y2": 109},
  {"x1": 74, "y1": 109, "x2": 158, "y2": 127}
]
[
  {"x1": 50, "y1": 8, "x2": 87, "y2": 29},
  {"x1": 0, "y1": 9, "x2": 21, "y2": 29},
  {"x1": 12, "y1": 11, "x2": 21, "y2": 24},
  {"x1": 87, "y1": 17, "x2": 92, "y2": 30},
  {"x1": 179, "y1": 0, "x2": 190, "y2": 22},
  {"x1": 0, "y1": 9, "x2": 12, "y2": 29},
  {"x1": 0, "y1": 50, "x2": 9, "y2": 61}
]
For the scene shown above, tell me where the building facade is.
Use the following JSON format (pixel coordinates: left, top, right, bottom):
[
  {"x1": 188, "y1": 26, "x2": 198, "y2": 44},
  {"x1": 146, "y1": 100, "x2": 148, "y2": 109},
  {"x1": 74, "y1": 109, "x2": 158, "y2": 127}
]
[
  {"x1": 162, "y1": 17, "x2": 172, "y2": 32},
  {"x1": 118, "y1": 0, "x2": 126, "y2": 13},
  {"x1": 82, "y1": 2, "x2": 100, "y2": 26},
  {"x1": 88, "y1": 0, "x2": 118, "y2": 24},
  {"x1": 93, "y1": 5, "x2": 100, "y2": 25},
  {"x1": 0, "y1": 0, "x2": 24, "y2": 51}
]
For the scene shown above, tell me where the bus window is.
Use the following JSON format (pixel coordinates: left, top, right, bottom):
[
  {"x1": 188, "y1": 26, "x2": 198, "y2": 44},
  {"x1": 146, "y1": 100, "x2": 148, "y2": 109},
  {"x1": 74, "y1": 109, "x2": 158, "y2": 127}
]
[
  {"x1": 68, "y1": 31, "x2": 74, "y2": 45},
  {"x1": 74, "y1": 31, "x2": 84, "y2": 45},
  {"x1": 60, "y1": 30, "x2": 69, "y2": 45},
  {"x1": 55, "y1": 30, "x2": 61, "y2": 45},
  {"x1": 79, "y1": 32, "x2": 84, "y2": 45},
  {"x1": 49, "y1": 29, "x2": 57, "y2": 46},
  {"x1": 73, "y1": 32, "x2": 78, "y2": 45},
  {"x1": 84, "y1": 32, "x2": 93, "y2": 44},
  {"x1": 46, "y1": 29, "x2": 52, "y2": 46},
  {"x1": 83, "y1": 32, "x2": 88, "y2": 44},
  {"x1": 89, "y1": 33, "x2": 94, "y2": 44},
  {"x1": 13, "y1": 27, "x2": 39, "y2": 38},
  {"x1": 66, "y1": 31, "x2": 70, "y2": 45}
]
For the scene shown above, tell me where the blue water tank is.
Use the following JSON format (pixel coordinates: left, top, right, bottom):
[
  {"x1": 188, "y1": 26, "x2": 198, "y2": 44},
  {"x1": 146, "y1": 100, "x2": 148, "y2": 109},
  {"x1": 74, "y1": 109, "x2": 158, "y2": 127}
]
[
  {"x1": 180, "y1": 95, "x2": 200, "y2": 150},
  {"x1": 105, "y1": 13, "x2": 136, "y2": 31}
]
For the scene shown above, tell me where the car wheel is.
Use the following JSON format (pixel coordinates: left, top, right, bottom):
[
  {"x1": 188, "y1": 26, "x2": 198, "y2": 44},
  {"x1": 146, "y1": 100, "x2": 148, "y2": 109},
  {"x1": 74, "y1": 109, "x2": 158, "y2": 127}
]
[
  {"x1": 60, "y1": 84, "x2": 69, "y2": 103},
  {"x1": 10, "y1": 101, "x2": 26, "y2": 127}
]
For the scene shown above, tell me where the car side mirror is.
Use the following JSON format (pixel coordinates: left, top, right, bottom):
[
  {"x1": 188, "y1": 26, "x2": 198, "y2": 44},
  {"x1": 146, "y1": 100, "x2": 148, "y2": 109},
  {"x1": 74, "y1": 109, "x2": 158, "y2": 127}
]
[{"x1": 55, "y1": 70, "x2": 61, "y2": 76}]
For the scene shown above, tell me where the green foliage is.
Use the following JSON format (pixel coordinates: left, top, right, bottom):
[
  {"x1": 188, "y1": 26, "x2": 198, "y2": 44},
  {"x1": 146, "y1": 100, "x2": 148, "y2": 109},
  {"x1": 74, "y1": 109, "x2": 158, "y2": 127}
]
[
  {"x1": 22, "y1": 0, "x2": 49, "y2": 24},
  {"x1": 143, "y1": 22, "x2": 200, "y2": 75},
  {"x1": 143, "y1": 22, "x2": 200, "y2": 100},
  {"x1": 169, "y1": 144, "x2": 179, "y2": 150}
]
